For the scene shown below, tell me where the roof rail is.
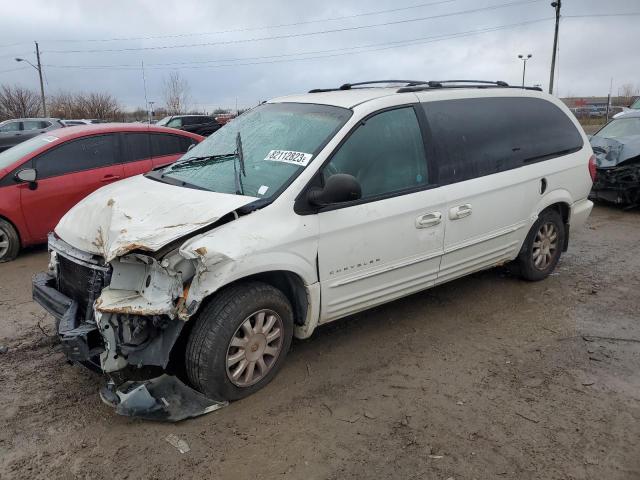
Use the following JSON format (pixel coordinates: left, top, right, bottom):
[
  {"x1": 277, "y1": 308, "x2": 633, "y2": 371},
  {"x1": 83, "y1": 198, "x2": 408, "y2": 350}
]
[
  {"x1": 309, "y1": 80, "x2": 428, "y2": 93},
  {"x1": 426, "y1": 79, "x2": 509, "y2": 88},
  {"x1": 308, "y1": 79, "x2": 543, "y2": 94}
]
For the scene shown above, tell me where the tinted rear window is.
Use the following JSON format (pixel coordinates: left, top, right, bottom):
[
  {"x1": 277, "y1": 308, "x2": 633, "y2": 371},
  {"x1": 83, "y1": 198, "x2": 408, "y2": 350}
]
[
  {"x1": 422, "y1": 97, "x2": 583, "y2": 184},
  {"x1": 124, "y1": 133, "x2": 152, "y2": 162},
  {"x1": 150, "y1": 133, "x2": 185, "y2": 157},
  {"x1": 34, "y1": 134, "x2": 118, "y2": 178}
]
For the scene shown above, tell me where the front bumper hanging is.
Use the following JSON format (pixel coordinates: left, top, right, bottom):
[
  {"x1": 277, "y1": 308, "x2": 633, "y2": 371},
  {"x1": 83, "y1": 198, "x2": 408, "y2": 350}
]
[{"x1": 33, "y1": 271, "x2": 228, "y2": 422}]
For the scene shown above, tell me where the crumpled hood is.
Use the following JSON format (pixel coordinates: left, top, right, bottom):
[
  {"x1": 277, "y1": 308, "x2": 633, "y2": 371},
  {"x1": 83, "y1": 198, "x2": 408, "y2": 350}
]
[
  {"x1": 55, "y1": 175, "x2": 257, "y2": 262},
  {"x1": 590, "y1": 134, "x2": 640, "y2": 168}
]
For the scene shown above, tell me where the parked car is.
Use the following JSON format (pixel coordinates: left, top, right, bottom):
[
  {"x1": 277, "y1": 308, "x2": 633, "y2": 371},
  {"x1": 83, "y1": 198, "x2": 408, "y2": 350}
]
[
  {"x1": 0, "y1": 118, "x2": 65, "y2": 152},
  {"x1": 156, "y1": 114, "x2": 222, "y2": 136},
  {"x1": 61, "y1": 119, "x2": 102, "y2": 126},
  {"x1": 613, "y1": 97, "x2": 640, "y2": 119},
  {"x1": 589, "y1": 110, "x2": 640, "y2": 205},
  {"x1": 0, "y1": 124, "x2": 203, "y2": 261},
  {"x1": 32, "y1": 80, "x2": 594, "y2": 421}
]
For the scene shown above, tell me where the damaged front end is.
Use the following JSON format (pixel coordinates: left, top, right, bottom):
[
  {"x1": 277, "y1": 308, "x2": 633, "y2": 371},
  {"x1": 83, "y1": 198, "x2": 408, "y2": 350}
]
[
  {"x1": 590, "y1": 135, "x2": 640, "y2": 207},
  {"x1": 33, "y1": 233, "x2": 227, "y2": 421}
]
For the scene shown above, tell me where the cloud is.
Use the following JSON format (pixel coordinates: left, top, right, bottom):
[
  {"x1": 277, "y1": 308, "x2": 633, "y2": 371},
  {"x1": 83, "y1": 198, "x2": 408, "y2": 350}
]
[{"x1": 0, "y1": 0, "x2": 637, "y2": 111}]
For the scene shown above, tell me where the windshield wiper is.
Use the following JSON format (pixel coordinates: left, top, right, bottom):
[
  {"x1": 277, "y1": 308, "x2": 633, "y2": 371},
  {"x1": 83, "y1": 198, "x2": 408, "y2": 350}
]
[
  {"x1": 234, "y1": 132, "x2": 246, "y2": 195},
  {"x1": 169, "y1": 153, "x2": 236, "y2": 172}
]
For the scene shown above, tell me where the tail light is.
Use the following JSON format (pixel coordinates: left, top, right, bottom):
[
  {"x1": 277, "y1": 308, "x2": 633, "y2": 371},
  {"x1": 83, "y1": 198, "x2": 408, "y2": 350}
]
[{"x1": 588, "y1": 154, "x2": 597, "y2": 182}]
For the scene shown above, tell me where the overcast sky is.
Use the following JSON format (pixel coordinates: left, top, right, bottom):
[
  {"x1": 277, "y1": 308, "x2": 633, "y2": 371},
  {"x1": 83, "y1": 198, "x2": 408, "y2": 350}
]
[{"x1": 0, "y1": 0, "x2": 638, "y2": 112}]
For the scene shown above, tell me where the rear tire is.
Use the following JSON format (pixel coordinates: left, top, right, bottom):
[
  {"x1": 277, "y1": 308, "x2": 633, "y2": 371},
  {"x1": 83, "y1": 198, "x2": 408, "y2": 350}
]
[
  {"x1": 517, "y1": 209, "x2": 565, "y2": 281},
  {"x1": 185, "y1": 281, "x2": 293, "y2": 401},
  {"x1": 0, "y1": 219, "x2": 20, "y2": 263}
]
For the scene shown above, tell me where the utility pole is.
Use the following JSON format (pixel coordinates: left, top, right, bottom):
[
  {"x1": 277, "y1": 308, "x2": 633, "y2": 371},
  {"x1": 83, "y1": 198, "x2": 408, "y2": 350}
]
[
  {"x1": 548, "y1": 0, "x2": 561, "y2": 95},
  {"x1": 34, "y1": 42, "x2": 46, "y2": 116},
  {"x1": 148, "y1": 101, "x2": 155, "y2": 124}
]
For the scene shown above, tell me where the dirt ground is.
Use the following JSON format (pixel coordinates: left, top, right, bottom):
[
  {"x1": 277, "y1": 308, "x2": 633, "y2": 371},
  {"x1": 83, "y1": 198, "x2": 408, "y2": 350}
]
[{"x1": 1, "y1": 204, "x2": 639, "y2": 480}]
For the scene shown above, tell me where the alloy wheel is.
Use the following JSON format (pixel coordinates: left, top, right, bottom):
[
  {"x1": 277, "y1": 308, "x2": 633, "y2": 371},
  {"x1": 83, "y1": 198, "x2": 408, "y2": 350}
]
[
  {"x1": 226, "y1": 309, "x2": 284, "y2": 387},
  {"x1": 532, "y1": 222, "x2": 558, "y2": 270}
]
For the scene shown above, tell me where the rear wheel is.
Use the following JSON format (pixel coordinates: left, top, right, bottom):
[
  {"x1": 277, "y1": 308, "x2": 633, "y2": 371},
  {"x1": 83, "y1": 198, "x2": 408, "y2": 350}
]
[
  {"x1": 0, "y1": 219, "x2": 20, "y2": 263},
  {"x1": 185, "y1": 282, "x2": 293, "y2": 401},
  {"x1": 517, "y1": 209, "x2": 565, "y2": 281}
]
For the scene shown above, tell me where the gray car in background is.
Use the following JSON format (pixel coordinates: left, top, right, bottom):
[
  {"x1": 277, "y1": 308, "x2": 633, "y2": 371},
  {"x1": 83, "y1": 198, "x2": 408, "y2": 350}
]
[{"x1": 0, "y1": 118, "x2": 65, "y2": 152}]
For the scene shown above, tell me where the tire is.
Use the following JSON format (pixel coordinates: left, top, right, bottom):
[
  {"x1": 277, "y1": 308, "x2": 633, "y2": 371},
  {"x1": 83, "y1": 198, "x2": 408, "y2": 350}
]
[
  {"x1": 517, "y1": 208, "x2": 565, "y2": 281},
  {"x1": 0, "y1": 219, "x2": 20, "y2": 263},
  {"x1": 185, "y1": 281, "x2": 294, "y2": 401}
]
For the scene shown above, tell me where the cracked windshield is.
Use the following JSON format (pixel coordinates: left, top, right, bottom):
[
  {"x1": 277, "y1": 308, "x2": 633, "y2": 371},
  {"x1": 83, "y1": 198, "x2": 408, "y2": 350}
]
[{"x1": 156, "y1": 102, "x2": 351, "y2": 197}]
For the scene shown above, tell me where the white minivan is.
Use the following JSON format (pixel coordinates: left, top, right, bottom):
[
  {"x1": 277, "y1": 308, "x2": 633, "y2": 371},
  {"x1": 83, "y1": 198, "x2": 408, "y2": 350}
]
[{"x1": 33, "y1": 80, "x2": 595, "y2": 420}]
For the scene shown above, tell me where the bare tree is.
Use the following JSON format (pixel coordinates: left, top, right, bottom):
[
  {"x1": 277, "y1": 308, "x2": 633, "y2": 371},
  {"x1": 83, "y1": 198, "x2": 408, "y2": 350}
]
[
  {"x1": 619, "y1": 83, "x2": 639, "y2": 106},
  {"x1": 49, "y1": 91, "x2": 77, "y2": 119},
  {"x1": 49, "y1": 91, "x2": 122, "y2": 120},
  {"x1": 0, "y1": 84, "x2": 42, "y2": 119},
  {"x1": 163, "y1": 72, "x2": 190, "y2": 114}
]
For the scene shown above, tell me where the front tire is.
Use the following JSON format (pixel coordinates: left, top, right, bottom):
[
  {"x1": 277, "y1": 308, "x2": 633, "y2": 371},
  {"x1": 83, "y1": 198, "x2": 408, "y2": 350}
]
[
  {"x1": 0, "y1": 219, "x2": 20, "y2": 263},
  {"x1": 517, "y1": 208, "x2": 565, "y2": 281},
  {"x1": 185, "y1": 282, "x2": 293, "y2": 401}
]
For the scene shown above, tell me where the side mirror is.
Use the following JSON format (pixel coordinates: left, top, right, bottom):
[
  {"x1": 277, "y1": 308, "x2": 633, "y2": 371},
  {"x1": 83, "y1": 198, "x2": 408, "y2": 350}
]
[
  {"x1": 16, "y1": 168, "x2": 37, "y2": 183},
  {"x1": 308, "y1": 173, "x2": 362, "y2": 206}
]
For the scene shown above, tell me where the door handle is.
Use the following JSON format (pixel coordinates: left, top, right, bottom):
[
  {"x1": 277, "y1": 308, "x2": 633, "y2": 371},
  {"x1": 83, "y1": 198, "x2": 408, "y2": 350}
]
[
  {"x1": 100, "y1": 174, "x2": 121, "y2": 183},
  {"x1": 415, "y1": 212, "x2": 442, "y2": 229},
  {"x1": 449, "y1": 203, "x2": 472, "y2": 220}
]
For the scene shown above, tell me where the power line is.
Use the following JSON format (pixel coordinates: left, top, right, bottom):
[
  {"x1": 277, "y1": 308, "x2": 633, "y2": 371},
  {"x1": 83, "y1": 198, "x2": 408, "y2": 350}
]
[
  {"x1": 41, "y1": 18, "x2": 553, "y2": 72},
  {"x1": 0, "y1": 66, "x2": 29, "y2": 75},
  {"x1": 44, "y1": 0, "x2": 545, "y2": 54},
  {"x1": 44, "y1": 0, "x2": 459, "y2": 43}
]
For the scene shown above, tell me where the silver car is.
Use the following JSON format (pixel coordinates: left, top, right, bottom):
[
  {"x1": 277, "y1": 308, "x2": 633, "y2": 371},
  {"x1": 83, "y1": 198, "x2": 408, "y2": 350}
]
[{"x1": 0, "y1": 118, "x2": 65, "y2": 152}]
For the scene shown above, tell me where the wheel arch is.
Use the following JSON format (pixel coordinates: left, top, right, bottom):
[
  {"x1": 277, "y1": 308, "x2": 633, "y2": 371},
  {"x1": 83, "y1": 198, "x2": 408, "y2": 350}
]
[
  {"x1": 533, "y1": 190, "x2": 571, "y2": 251},
  {"x1": 169, "y1": 269, "x2": 314, "y2": 374}
]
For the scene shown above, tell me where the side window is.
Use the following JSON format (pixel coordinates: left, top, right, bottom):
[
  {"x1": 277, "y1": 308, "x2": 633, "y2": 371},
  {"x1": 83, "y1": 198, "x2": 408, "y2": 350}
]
[
  {"x1": 23, "y1": 121, "x2": 44, "y2": 131},
  {"x1": 323, "y1": 107, "x2": 428, "y2": 199},
  {"x1": 423, "y1": 97, "x2": 584, "y2": 184},
  {"x1": 150, "y1": 134, "x2": 183, "y2": 157},
  {"x1": 0, "y1": 121, "x2": 22, "y2": 132},
  {"x1": 123, "y1": 133, "x2": 151, "y2": 162},
  {"x1": 34, "y1": 134, "x2": 118, "y2": 178},
  {"x1": 166, "y1": 117, "x2": 182, "y2": 128},
  {"x1": 179, "y1": 136, "x2": 197, "y2": 151}
]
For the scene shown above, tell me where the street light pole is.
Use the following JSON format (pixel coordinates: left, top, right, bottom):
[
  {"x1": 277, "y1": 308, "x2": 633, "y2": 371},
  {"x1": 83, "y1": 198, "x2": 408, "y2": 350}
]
[
  {"x1": 518, "y1": 54, "x2": 532, "y2": 88},
  {"x1": 14, "y1": 41, "x2": 47, "y2": 117},
  {"x1": 549, "y1": 0, "x2": 561, "y2": 95},
  {"x1": 148, "y1": 101, "x2": 155, "y2": 124}
]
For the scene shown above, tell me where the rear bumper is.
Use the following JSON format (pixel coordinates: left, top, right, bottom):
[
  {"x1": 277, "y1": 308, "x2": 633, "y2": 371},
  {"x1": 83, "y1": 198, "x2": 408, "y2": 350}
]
[
  {"x1": 32, "y1": 272, "x2": 104, "y2": 368},
  {"x1": 569, "y1": 198, "x2": 593, "y2": 230}
]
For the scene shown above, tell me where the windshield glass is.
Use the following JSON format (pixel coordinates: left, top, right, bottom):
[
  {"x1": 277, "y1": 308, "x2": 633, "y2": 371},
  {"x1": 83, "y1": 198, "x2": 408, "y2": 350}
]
[
  {"x1": 630, "y1": 98, "x2": 640, "y2": 110},
  {"x1": 596, "y1": 117, "x2": 640, "y2": 138},
  {"x1": 0, "y1": 134, "x2": 58, "y2": 171},
  {"x1": 156, "y1": 116, "x2": 171, "y2": 126},
  {"x1": 154, "y1": 103, "x2": 351, "y2": 197}
]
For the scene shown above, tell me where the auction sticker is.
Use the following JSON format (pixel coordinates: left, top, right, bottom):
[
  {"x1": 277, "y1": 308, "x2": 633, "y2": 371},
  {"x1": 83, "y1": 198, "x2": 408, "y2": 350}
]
[{"x1": 264, "y1": 150, "x2": 313, "y2": 166}]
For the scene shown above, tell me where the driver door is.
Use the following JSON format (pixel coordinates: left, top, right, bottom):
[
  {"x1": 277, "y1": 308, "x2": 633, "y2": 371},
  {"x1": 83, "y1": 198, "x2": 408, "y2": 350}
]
[{"x1": 316, "y1": 106, "x2": 446, "y2": 323}]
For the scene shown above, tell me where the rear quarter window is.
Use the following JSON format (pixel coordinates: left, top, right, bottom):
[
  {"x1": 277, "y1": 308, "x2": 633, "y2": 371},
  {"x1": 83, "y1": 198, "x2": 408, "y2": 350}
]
[
  {"x1": 150, "y1": 133, "x2": 185, "y2": 157},
  {"x1": 422, "y1": 97, "x2": 584, "y2": 184}
]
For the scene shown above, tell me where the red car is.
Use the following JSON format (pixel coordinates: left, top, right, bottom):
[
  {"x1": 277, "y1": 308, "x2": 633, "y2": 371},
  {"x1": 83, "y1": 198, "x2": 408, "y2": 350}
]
[{"x1": 0, "y1": 124, "x2": 203, "y2": 261}]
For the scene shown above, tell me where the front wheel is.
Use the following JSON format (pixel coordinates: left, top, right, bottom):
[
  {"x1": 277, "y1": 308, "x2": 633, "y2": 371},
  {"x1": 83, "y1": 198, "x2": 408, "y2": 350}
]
[
  {"x1": 0, "y1": 219, "x2": 20, "y2": 263},
  {"x1": 517, "y1": 209, "x2": 565, "y2": 281},
  {"x1": 185, "y1": 282, "x2": 293, "y2": 401}
]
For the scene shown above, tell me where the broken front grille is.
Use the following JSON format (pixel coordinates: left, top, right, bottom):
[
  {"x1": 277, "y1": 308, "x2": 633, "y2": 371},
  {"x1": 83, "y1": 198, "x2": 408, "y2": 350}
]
[{"x1": 57, "y1": 255, "x2": 110, "y2": 323}]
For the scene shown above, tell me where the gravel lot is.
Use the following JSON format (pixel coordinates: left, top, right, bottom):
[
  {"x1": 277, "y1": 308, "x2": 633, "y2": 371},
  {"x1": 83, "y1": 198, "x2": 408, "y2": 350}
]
[{"x1": 1, "y1": 204, "x2": 639, "y2": 480}]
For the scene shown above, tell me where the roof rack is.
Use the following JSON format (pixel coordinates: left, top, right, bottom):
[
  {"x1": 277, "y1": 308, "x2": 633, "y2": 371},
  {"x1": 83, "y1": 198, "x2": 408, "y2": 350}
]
[
  {"x1": 308, "y1": 79, "x2": 543, "y2": 94},
  {"x1": 309, "y1": 80, "x2": 428, "y2": 93}
]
